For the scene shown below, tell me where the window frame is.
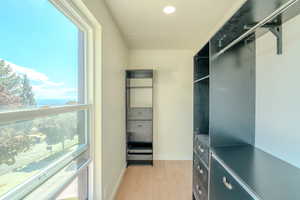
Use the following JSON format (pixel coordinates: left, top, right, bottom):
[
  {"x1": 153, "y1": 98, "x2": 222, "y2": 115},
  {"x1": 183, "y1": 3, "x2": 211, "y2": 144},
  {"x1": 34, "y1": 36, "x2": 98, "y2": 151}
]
[{"x1": 0, "y1": 0, "x2": 101, "y2": 199}]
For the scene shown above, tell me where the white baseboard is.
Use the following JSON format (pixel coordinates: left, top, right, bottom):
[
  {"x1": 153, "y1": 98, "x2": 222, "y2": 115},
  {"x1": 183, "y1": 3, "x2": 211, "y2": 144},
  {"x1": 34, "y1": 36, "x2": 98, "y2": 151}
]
[{"x1": 107, "y1": 166, "x2": 126, "y2": 200}]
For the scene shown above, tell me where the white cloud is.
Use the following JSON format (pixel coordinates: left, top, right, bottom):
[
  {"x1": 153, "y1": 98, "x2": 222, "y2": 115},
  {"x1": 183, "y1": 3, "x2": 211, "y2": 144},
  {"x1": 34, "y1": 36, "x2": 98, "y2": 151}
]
[
  {"x1": 32, "y1": 85, "x2": 77, "y2": 99},
  {"x1": 6, "y1": 61, "x2": 49, "y2": 81},
  {"x1": 44, "y1": 81, "x2": 64, "y2": 87},
  {"x1": 1, "y1": 59, "x2": 75, "y2": 99}
]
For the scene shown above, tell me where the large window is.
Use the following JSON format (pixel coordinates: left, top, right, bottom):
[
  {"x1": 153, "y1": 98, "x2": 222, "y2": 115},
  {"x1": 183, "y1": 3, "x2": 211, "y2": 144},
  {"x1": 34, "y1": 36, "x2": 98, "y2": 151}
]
[
  {"x1": 0, "y1": 0, "x2": 82, "y2": 111},
  {"x1": 0, "y1": 1, "x2": 91, "y2": 199}
]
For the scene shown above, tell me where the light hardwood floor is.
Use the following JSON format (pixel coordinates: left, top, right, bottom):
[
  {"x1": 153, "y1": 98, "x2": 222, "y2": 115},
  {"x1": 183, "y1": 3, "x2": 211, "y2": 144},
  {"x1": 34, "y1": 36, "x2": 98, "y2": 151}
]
[{"x1": 115, "y1": 161, "x2": 192, "y2": 200}]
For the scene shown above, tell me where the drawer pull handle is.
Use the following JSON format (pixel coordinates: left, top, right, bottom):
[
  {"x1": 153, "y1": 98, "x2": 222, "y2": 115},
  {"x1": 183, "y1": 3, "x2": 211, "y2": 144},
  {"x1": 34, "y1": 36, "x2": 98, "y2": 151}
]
[
  {"x1": 196, "y1": 185, "x2": 202, "y2": 195},
  {"x1": 198, "y1": 145, "x2": 205, "y2": 153},
  {"x1": 222, "y1": 177, "x2": 233, "y2": 190},
  {"x1": 197, "y1": 166, "x2": 204, "y2": 174}
]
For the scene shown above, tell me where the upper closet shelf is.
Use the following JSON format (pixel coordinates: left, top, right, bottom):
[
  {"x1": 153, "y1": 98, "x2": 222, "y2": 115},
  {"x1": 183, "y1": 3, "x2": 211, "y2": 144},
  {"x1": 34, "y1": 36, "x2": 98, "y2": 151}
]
[
  {"x1": 213, "y1": 0, "x2": 299, "y2": 60},
  {"x1": 126, "y1": 70, "x2": 153, "y2": 79}
]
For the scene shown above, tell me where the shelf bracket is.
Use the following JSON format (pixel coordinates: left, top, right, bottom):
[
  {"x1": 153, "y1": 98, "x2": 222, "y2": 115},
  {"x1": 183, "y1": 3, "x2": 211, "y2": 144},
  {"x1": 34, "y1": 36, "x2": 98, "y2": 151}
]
[
  {"x1": 268, "y1": 25, "x2": 282, "y2": 55},
  {"x1": 244, "y1": 22, "x2": 283, "y2": 55},
  {"x1": 218, "y1": 35, "x2": 227, "y2": 48}
]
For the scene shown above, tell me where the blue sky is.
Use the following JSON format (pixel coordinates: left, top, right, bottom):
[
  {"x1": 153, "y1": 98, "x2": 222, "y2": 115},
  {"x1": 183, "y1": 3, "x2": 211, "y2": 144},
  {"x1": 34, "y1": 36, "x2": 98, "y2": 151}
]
[{"x1": 0, "y1": 0, "x2": 79, "y2": 100}]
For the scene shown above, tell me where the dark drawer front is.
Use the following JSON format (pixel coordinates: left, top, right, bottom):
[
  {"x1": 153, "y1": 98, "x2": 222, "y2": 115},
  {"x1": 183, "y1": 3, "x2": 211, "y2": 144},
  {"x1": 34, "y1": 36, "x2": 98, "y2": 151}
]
[
  {"x1": 194, "y1": 157, "x2": 209, "y2": 190},
  {"x1": 127, "y1": 121, "x2": 152, "y2": 142},
  {"x1": 127, "y1": 153, "x2": 152, "y2": 161},
  {"x1": 128, "y1": 108, "x2": 152, "y2": 120},
  {"x1": 194, "y1": 138, "x2": 209, "y2": 166},
  {"x1": 193, "y1": 174, "x2": 208, "y2": 200},
  {"x1": 210, "y1": 157, "x2": 255, "y2": 200}
]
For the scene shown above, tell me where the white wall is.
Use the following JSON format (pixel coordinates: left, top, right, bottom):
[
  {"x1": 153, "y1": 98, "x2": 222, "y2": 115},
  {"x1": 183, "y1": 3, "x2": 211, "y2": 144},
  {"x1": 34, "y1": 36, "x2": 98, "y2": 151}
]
[
  {"x1": 129, "y1": 49, "x2": 194, "y2": 160},
  {"x1": 256, "y1": 14, "x2": 300, "y2": 168},
  {"x1": 82, "y1": 0, "x2": 128, "y2": 199}
]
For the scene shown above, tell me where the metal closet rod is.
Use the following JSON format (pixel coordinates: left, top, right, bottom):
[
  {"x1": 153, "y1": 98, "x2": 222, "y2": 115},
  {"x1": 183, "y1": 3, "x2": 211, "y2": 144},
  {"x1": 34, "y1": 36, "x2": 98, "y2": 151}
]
[{"x1": 212, "y1": 0, "x2": 299, "y2": 60}]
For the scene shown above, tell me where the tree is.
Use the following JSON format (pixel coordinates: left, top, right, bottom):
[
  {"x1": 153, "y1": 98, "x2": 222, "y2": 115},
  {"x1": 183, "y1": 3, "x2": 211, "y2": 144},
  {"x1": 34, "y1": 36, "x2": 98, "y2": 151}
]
[
  {"x1": 0, "y1": 127, "x2": 33, "y2": 165},
  {"x1": 0, "y1": 60, "x2": 22, "y2": 97},
  {"x1": 0, "y1": 60, "x2": 37, "y2": 165},
  {"x1": 0, "y1": 85, "x2": 21, "y2": 109},
  {"x1": 0, "y1": 59, "x2": 36, "y2": 108},
  {"x1": 20, "y1": 75, "x2": 36, "y2": 106},
  {"x1": 38, "y1": 113, "x2": 78, "y2": 152}
]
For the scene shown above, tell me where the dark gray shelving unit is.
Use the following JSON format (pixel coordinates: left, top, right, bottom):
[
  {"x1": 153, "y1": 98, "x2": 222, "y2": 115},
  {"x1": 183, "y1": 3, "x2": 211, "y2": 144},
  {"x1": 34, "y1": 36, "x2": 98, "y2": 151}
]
[
  {"x1": 126, "y1": 70, "x2": 153, "y2": 166},
  {"x1": 193, "y1": 43, "x2": 210, "y2": 200},
  {"x1": 192, "y1": 0, "x2": 300, "y2": 200}
]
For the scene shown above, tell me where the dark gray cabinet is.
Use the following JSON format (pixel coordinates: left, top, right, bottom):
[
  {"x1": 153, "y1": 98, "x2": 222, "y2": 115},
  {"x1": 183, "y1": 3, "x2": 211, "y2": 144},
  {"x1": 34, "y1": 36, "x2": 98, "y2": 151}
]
[
  {"x1": 193, "y1": 156, "x2": 209, "y2": 190},
  {"x1": 193, "y1": 0, "x2": 300, "y2": 199},
  {"x1": 193, "y1": 180, "x2": 208, "y2": 200},
  {"x1": 210, "y1": 157, "x2": 255, "y2": 200},
  {"x1": 193, "y1": 43, "x2": 210, "y2": 200},
  {"x1": 193, "y1": 135, "x2": 209, "y2": 167}
]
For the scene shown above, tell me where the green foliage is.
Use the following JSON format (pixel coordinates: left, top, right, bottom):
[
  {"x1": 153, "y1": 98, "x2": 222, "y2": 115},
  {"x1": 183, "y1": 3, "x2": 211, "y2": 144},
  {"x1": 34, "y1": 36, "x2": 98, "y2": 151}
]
[
  {"x1": 38, "y1": 113, "x2": 78, "y2": 149},
  {"x1": 20, "y1": 75, "x2": 36, "y2": 106},
  {"x1": 0, "y1": 127, "x2": 33, "y2": 165},
  {"x1": 0, "y1": 60, "x2": 37, "y2": 165}
]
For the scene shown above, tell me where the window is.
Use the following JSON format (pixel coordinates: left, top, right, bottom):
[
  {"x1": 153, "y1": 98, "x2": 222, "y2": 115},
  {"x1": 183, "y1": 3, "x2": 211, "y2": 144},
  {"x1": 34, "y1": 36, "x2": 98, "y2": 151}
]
[
  {"x1": 0, "y1": 1, "x2": 92, "y2": 199},
  {"x1": 0, "y1": 110, "x2": 87, "y2": 197},
  {"x1": 0, "y1": 0, "x2": 82, "y2": 111}
]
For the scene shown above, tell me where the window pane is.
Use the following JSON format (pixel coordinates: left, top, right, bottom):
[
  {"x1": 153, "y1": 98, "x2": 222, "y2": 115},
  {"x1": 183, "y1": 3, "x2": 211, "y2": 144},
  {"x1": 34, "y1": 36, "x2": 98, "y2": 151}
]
[
  {"x1": 24, "y1": 154, "x2": 89, "y2": 200},
  {"x1": 0, "y1": 1, "x2": 83, "y2": 111},
  {"x1": 56, "y1": 177, "x2": 80, "y2": 200},
  {"x1": 0, "y1": 110, "x2": 87, "y2": 198}
]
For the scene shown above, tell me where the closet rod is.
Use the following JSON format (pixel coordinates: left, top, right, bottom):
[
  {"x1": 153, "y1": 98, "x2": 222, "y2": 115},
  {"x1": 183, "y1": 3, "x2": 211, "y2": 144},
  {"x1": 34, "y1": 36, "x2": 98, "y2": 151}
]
[
  {"x1": 194, "y1": 75, "x2": 209, "y2": 83},
  {"x1": 212, "y1": 0, "x2": 298, "y2": 60}
]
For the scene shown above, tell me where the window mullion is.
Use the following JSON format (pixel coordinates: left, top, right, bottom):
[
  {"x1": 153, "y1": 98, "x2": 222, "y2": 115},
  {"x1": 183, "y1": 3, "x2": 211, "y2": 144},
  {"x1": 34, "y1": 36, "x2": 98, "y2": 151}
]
[{"x1": 0, "y1": 104, "x2": 91, "y2": 125}]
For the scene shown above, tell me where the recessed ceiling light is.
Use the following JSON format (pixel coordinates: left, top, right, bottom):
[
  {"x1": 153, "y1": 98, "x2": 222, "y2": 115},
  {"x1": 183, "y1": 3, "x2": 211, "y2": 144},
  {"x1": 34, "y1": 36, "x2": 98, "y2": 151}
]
[{"x1": 163, "y1": 6, "x2": 176, "y2": 14}]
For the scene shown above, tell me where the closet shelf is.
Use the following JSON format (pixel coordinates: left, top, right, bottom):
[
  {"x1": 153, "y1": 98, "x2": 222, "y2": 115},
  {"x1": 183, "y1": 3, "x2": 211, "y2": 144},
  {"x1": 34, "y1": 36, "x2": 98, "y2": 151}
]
[
  {"x1": 128, "y1": 147, "x2": 153, "y2": 154},
  {"x1": 196, "y1": 56, "x2": 209, "y2": 59},
  {"x1": 212, "y1": 145, "x2": 300, "y2": 200},
  {"x1": 129, "y1": 107, "x2": 153, "y2": 109},
  {"x1": 194, "y1": 75, "x2": 209, "y2": 83},
  {"x1": 213, "y1": 0, "x2": 297, "y2": 60},
  {"x1": 128, "y1": 119, "x2": 152, "y2": 121}
]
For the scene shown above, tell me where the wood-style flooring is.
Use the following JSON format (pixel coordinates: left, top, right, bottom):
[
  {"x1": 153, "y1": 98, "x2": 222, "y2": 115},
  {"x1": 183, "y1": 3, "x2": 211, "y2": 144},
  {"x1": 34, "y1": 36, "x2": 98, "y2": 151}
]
[{"x1": 115, "y1": 160, "x2": 192, "y2": 200}]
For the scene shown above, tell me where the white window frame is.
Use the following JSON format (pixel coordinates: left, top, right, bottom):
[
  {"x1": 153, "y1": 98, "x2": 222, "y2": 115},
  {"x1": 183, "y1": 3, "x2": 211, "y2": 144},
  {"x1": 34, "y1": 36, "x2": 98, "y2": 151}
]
[{"x1": 0, "y1": 0, "x2": 102, "y2": 199}]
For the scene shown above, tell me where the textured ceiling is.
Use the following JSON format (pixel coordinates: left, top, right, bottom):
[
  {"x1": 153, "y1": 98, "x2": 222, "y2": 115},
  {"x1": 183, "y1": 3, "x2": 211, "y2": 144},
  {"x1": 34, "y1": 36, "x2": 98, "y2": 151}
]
[{"x1": 105, "y1": 0, "x2": 245, "y2": 50}]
